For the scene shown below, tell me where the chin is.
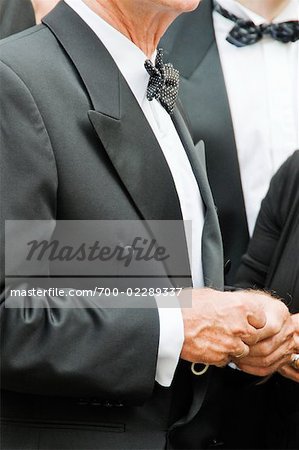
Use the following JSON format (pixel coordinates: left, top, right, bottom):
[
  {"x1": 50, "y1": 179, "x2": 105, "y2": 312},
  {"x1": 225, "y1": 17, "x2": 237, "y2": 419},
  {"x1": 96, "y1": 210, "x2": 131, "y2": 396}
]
[
  {"x1": 171, "y1": 0, "x2": 201, "y2": 12},
  {"x1": 157, "y1": 0, "x2": 201, "y2": 13}
]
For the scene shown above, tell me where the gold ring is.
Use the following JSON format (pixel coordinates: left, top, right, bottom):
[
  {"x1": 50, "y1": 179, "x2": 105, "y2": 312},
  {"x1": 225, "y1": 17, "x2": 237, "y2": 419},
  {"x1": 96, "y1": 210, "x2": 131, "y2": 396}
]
[
  {"x1": 291, "y1": 354, "x2": 299, "y2": 370},
  {"x1": 191, "y1": 362, "x2": 209, "y2": 376}
]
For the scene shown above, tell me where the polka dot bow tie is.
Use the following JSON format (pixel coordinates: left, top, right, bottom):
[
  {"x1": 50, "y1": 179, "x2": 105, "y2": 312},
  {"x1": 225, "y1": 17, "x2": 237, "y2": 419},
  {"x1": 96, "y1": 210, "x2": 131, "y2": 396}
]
[
  {"x1": 144, "y1": 48, "x2": 180, "y2": 115},
  {"x1": 214, "y1": 1, "x2": 299, "y2": 48}
]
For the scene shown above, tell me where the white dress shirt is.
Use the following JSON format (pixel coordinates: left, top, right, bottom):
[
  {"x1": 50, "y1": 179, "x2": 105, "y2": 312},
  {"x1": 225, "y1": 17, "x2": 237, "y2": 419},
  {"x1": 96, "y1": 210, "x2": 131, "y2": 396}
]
[
  {"x1": 214, "y1": 0, "x2": 299, "y2": 235},
  {"x1": 64, "y1": 0, "x2": 206, "y2": 387}
]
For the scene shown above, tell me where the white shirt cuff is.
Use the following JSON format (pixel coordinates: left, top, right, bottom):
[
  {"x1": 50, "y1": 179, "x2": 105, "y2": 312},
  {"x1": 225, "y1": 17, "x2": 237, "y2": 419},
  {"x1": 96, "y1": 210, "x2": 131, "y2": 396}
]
[{"x1": 155, "y1": 295, "x2": 184, "y2": 387}]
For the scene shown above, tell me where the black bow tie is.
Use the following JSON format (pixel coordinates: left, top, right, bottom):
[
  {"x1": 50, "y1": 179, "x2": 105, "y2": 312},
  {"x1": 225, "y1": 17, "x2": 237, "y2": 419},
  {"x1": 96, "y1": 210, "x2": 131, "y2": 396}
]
[
  {"x1": 214, "y1": 2, "x2": 299, "y2": 47},
  {"x1": 144, "y1": 48, "x2": 180, "y2": 115}
]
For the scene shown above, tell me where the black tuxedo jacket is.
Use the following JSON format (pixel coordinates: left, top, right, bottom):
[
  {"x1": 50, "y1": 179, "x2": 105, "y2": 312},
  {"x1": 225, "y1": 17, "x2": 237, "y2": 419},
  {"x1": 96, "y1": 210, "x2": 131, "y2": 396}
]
[
  {"x1": 0, "y1": 0, "x2": 35, "y2": 39},
  {"x1": 237, "y1": 150, "x2": 299, "y2": 313},
  {"x1": 161, "y1": 0, "x2": 249, "y2": 285},
  {"x1": 0, "y1": 2, "x2": 225, "y2": 449},
  {"x1": 236, "y1": 151, "x2": 299, "y2": 450}
]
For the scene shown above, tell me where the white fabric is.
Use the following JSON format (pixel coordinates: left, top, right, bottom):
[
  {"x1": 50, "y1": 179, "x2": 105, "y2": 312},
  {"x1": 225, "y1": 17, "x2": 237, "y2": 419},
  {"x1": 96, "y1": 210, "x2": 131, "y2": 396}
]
[
  {"x1": 64, "y1": 0, "x2": 206, "y2": 387},
  {"x1": 214, "y1": 0, "x2": 299, "y2": 235}
]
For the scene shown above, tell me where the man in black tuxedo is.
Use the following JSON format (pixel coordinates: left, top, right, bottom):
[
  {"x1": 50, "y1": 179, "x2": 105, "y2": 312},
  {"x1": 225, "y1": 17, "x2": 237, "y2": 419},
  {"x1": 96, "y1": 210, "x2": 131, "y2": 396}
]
[
  {"x1": 0, "y1": 1, "x2": 295, "y2": 449},
  {"x1": 161, "y1": 0, "x2": 299, "y2": 286}
]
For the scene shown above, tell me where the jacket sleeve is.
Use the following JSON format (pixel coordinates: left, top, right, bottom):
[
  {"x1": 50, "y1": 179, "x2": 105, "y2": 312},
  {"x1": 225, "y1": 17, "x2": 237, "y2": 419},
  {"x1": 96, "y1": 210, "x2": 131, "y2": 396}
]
[{"x1": 0, "y1": 60, "x2": 159, "y2": 404}]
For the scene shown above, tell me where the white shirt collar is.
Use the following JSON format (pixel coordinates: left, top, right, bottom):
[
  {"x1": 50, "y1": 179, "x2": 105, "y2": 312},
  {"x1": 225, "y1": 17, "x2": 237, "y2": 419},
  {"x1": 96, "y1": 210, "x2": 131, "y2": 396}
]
[
  {"x1": 216, "y1": 0, "x2": 299, "y2": 25},
  {"x1": 64, "y1": 0, "x2": 155, "y2": 105}
]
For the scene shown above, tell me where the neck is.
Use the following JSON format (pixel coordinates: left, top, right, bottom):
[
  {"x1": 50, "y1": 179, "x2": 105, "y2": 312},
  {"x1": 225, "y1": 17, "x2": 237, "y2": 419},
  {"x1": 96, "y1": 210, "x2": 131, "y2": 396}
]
[
  {"x1": 236, "y1": 0, "x2": 290, "y2": 21},
  {"x1": 31, "y1": 0, "x2": 60, "y2": 24},
  {"x1": 82, "y1": 0, "x2": 179, "y2": 57}
]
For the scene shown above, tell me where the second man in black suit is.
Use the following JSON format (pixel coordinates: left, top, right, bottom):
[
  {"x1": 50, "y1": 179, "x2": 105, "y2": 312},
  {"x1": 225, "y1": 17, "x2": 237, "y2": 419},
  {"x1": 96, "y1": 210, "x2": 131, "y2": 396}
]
[{"x1": 161, "y1": 0, "x2": 299, "y2": 285}]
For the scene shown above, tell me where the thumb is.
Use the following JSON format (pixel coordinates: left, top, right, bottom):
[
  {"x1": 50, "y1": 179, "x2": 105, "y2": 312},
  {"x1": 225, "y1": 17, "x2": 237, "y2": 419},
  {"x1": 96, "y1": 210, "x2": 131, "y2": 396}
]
[
  {"x1": 247, "y1": 308, "x2": 267, "y2": 330},
  {"x1": 230, "y1": 341, "x2": 250, "y2": 359}
]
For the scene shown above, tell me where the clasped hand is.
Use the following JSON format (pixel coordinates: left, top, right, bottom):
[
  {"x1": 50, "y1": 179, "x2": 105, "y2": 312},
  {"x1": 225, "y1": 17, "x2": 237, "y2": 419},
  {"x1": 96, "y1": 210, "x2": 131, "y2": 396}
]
[{"x1": 180, "y1": 288, "x2": 297, "y2": 379}]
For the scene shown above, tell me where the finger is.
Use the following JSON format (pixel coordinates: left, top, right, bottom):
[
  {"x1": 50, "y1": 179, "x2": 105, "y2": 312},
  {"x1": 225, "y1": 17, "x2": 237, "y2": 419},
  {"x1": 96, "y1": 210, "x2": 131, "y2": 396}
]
[
  {"x1": 214, "y1": 357, "x2": 231, "y2": 368},
  {"x1": 257, "y1": 302, "x2": 290, "y2": 341},
  {"x1": 278, "y1": 364, "x2": 299, "y2": 383},
  {"x1": 241, "y1": 324, "x2": 263, "y2": 346},
  {"x1": 236, "y1": 353, "x2": 290, "y2": 374},
  {"x1": 236, "y1": 355, "x2": 288, "y2": 377},
  {"x1": 247, "y1": 310, "x2": 267, "y2": 330},
  {"x1": 238, "y1": 345, "x2": 292, "y2": 369},
  {"x1": 247, "y1": 321, "x2": 295, "y2": 357},
  {"x1": 230, "y1": 342, "x2": 249, "y2": 359},
  {"x1": 236, "y1": 363, "x2": 276, "y2": 377}
]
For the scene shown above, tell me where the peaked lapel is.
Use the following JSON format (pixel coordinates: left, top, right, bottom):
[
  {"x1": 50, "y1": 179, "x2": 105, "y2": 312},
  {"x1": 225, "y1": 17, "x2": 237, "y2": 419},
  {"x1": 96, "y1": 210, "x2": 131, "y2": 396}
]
[
  {"x1": 172, "y1": 108, "x2": 223, "y2": 290},
  {"x1": 161, "y1": 0, "x2": 249, "y2": 284},
  {"x1": 42, "y1": 1, "x2": 193, "y2": 286},
  {"x1": 43, "y1": 1, "x2": 185, "y2": 224}
]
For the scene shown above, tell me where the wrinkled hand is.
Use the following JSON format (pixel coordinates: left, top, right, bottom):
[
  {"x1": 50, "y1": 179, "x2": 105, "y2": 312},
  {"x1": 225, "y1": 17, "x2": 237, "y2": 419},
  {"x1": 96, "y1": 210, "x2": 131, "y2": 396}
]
[
  {"x1": 233, "y1": 303, "x2": 295, "y2": 377},
  {"x1": 278, "y1": 313, "x2": 299, "y2": 383},
  {"x1": 180, "y1": 288, "x2": 278, "y2": 367}
]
